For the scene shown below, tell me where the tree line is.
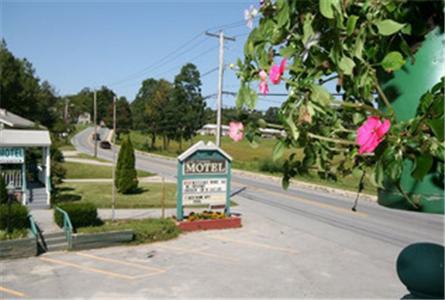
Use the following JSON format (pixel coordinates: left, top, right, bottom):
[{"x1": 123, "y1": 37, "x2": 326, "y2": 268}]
[{"x1": 1, "y1": 40, "x2": 280, "y2": 152}]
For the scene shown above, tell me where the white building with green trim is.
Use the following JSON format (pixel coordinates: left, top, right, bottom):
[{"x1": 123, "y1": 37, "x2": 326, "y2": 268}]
[{"x1": 0, "y1": 109, "x2": 52, "y2": 208}]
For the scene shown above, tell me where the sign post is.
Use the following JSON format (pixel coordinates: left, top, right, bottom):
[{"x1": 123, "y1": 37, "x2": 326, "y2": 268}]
[{"x1": 176, "y1": 141, "x2": 232, "y2": 221}]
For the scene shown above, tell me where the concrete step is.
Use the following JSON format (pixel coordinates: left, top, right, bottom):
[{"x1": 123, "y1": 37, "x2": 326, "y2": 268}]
[
  {"x1": 29, "y1": 204, "x2": 50, "y2": 210},
  {"x1": 44, "y1": 231, "x2": 65, "y2": 238},
  {"x1": 46, "y1": 243, "x2": 68, "y2": 252}
]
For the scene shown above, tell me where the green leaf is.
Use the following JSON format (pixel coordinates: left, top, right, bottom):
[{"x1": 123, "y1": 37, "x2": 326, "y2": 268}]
[
  {"x1": 339, "y1": 56, "x2": 355, "y2": 75},
  {"x1": 272, "y1": 140, "x2": 285, "y2": 162},
  {"x1": 374, "y1": 19, "x2": 405, "y2": 36},
  {"x1": 319, "y1": 0, "x2": 340, "y2": 19},
  {"x1": 302, "y1": 13, "x2": 314, "y2": 45},
  {"x1": 310, "y1": 84, "x2": 331, "y2": 106},
  {"x1": 381, "y1": 51, "x2": 405, "y2": 72},
  {"x1": 280, "y1": 46, "x2": 297, "y2": 58},
  {"x1": 276, "y1": 0, "x2": 290, "y2": 28},
  {"x1": 387, "y1": 159, "x2": 403, "y2": 182},
  {"x1": 346, "y1": 15, "x2": 359, "y2": 36},
  {"x1": 372, "y1": 162, "x2": 385, "y2": 188},
  {"x1": 401, "y1": 24, "x2": 412, "y2": 35},
  {"x1": 319, "y1": 0, "x2": 334, "y2": 19},
  {"x1": 285, "y1": 114, "x2": 299, "y2": 140},
  {"x1": 427, "y1": 117, "x2": 444, "y2": 141},
  {"x1": 236, "y1": 86, "x2": 246, "y2": 109},
  {"x1": 411, "y1": 154, "x2": 433, "y2": 181},
  {"x1": 353, "y1": 36, "x2": 364, "y2": 59},
  {"x1": 236, "y1": 85, "x2": 258, "y2": 110}
]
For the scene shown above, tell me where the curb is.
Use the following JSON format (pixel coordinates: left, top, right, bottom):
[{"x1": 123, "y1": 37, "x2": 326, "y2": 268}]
[{"x1": 232, "y1": 169, "x2": 377, "y2": 202}]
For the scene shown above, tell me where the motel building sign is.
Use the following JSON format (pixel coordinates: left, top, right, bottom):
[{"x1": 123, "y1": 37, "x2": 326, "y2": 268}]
[{"x1": 176, "y1": 141, "x2": 232, "y2": 221}]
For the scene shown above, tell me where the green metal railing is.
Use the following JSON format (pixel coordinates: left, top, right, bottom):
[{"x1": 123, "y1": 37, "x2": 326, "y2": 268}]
[
  {"x1": 55, "y1": 206, "x2": 73, "y2": 249},
  {"x1": 27, "y1": 214, "x2": 39, "y2": 238}
]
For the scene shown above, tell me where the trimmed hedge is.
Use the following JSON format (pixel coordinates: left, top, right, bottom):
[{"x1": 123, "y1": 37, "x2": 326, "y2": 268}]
[
  {"x1": 0, "y1": 204, "x2": 29, "y2": 230},
  {"x1": 54, "y1": 202, "x2": 102, "y2": 230}
]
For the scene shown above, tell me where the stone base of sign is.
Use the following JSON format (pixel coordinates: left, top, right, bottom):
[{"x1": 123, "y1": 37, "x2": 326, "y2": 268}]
[{"x1": 177, "y1": 217, "x2": 241, "y2": 232}]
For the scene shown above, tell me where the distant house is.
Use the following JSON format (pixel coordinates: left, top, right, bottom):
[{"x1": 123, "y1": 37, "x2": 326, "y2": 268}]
[
  {"x1": 196, "y1": 123, "x2": 285, "y2": 139},
  {"x1": 259, "y1": 128, "x2": 285, "y2": 139},
  {"x1": 197, "y1": 124, "x2": 230, "y2": 136},
  {"x1": 77, "y1": 112, "x2": 91, "y2": 125}
]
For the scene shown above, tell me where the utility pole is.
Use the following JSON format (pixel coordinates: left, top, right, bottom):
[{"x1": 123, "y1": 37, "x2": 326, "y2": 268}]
[
  {"x1": 205, "y1": 31, "x2": 235, "y2": 147},
  {"x1": 64, "y1": 97, "x2": 69, "y2": 124},
  {"x1": 93, "y1": 90, "x2": 98, "y2": 157},
  {"x1": 111, "y1": 96, "x2": 117, "y2": 221}
]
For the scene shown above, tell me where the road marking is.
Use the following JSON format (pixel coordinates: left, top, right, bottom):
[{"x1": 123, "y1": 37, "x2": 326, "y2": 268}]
[
  {"x1": 252, "y1": 187, "x2": 368, "y2": 217},
  {"x1": 0, "y1": 286, "x2": 26, "y2": 297},
  {"x1": 207, "y1": 235, "x2": 298, "y2": 254},
  {"x1": 39, "y1": 256, "x2": 134, "y2": 280},
  {"x1": 76, "y1": 252, "x2": 166, "y2": 273},
  {"x1": 157, "y1": 244, "x2": 239, "y2": 262}
]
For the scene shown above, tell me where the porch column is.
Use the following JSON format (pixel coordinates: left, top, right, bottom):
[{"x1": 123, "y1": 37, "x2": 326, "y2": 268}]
[
  {"x1": 21, "y1": 161, "x2": 27, "y2": 205},
  {"x1": 45, "y1": 146, "x2": 51, "y2": 205}
]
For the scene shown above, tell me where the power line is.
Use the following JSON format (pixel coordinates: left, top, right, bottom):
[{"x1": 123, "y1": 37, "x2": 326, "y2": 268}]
[
  {"x1": 153, "y1": 45, "x2": 219, "y2": 78},
  {"x1": 201, "y1": 66, "x2": 219, "y2": 78},
  {"x1": 107, "y1": 34, "x2": 204, "y2": 88},
  {"x1": 109, "y1": 36, "x2": 210, "y2": 88},
  {"x1": 105, "y1": 19, "x2": 245, "y2": 89}
]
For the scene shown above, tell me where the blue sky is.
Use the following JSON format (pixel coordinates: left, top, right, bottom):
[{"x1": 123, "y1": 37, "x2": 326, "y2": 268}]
[{"x1": 1, "y1": 0, "x2": 286, "y2": 110}]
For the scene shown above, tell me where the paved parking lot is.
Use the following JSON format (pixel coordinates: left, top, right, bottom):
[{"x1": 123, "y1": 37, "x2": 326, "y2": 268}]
[{"x1": 1, "y1": 196, "x2": 408, "y2": 298}]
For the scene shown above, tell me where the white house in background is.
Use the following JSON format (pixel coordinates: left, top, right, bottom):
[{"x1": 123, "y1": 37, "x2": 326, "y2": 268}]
[
  {"x1": 197, "y1": 124, "x2": 230, "y2": 136},
  {"x1": 259, "y1": 128, "x2": 286, "y2": 139},
  {"x1": 77, "y1": 112, "x2": 91, "y2": 124},
  {"x1": 196, "y1": 123, "x2": 285, "y2": 139},
  {"x1": 0, "y1": 109, "x2": 52, "y2": 208}
]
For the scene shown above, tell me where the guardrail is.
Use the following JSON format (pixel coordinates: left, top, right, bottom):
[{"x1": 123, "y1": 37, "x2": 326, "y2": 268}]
[{"x1": 54, "y1": 206, "x2": 73, "y2": 249}]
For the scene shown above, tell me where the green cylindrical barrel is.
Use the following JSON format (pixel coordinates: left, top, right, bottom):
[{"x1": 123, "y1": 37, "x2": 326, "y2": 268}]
[{"x1": 378, "y1": 28, "x2": 444, "y2": 214}]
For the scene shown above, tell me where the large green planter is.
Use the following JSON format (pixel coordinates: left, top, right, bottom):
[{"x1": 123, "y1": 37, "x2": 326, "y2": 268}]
[{"x1": 378, "y1": 28, "x2": 444, "y2": 214}]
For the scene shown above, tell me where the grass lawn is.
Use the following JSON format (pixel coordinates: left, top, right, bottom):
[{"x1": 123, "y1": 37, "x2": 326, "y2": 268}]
[
  {"x1": 62, "y1": 162, "x2": 154, "y2": 179},
  {"x1": 59, "y1": 144, "x2": 77, "y2": 151},
  {"x1": 77, "y1": 218, "x2": 180, "y2": 244},
  {"x1": 123, "y1": 131, "x2": 377, "y2": 195},
  {"x1": 76, "y1": 153, "x2": 111, "y2": 162},
  {"x1": 56, "y1": 182, "x2": 177, "y2": 208}
]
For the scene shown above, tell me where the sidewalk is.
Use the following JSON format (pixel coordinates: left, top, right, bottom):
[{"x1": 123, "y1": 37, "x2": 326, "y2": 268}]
[
  {"x1": 64, "y1": 157, "x2": 112, "y2": 166},
  {"x1": 63, "y1": 176, "x2": 175, "y2": 184}
]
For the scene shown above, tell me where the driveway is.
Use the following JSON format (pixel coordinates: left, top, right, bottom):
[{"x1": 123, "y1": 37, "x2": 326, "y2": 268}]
[{"x1": 1, "y1": 195, "x2": 408, "y2": 298}]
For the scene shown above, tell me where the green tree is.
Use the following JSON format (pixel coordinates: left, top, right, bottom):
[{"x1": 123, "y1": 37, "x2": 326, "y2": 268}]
[
  {"x1": 104, "y1": 96, "x2": 132, "y2": 139},
  {"x1": 172, "y1": 63, "x2": 206, "y2": 150},
  {"x1": 95, "y1": 86, "x2": 115, "y2": 125},
  {"x1": 264, "y1": 107, "x2": 279, "y2": 125},
  {"x1": 146, "y1": 79, "x2": 172, "y2": 149},
  {"x1": 131, "y1": 78, "x2": 158, "y2": 131},
  {"x1": 0, "y1": 40, "x2": 59, "y2": 130},
  {"x1": 0, "y1": 176, "x2": 7, "y2": 205},
  {"x1": 115, "y1": 136, "x2": 138, "y2": 194}
]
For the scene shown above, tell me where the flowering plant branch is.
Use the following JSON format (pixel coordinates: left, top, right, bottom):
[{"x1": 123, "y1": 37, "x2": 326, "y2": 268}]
[{"x1": 235, "y1": 0, "x2": 444, "y2": 209}]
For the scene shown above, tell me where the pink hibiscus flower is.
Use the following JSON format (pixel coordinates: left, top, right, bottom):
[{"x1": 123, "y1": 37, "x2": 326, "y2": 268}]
[
  {"x1": 356, "y1": 116, "x2": 391, "y2": 154},
  {"x1": 269, "y1": 58, "x2": 287, "y2": 84},
  {"x1": 229, "y1": 121, "x2": 244, "y2": 142},
  {"x1": 259, "y1": 70, "x2": 269, "y2": 95}
]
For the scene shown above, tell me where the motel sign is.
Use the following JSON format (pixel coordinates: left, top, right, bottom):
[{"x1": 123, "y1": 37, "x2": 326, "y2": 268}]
[{"x1": 176, "y1": 141, "x2": 232, "y2": 221}]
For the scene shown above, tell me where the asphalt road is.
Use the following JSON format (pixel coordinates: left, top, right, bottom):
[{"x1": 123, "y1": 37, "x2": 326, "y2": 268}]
[{"x1": 61, "y1": 126, "x2": 445, "y2": 297}]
